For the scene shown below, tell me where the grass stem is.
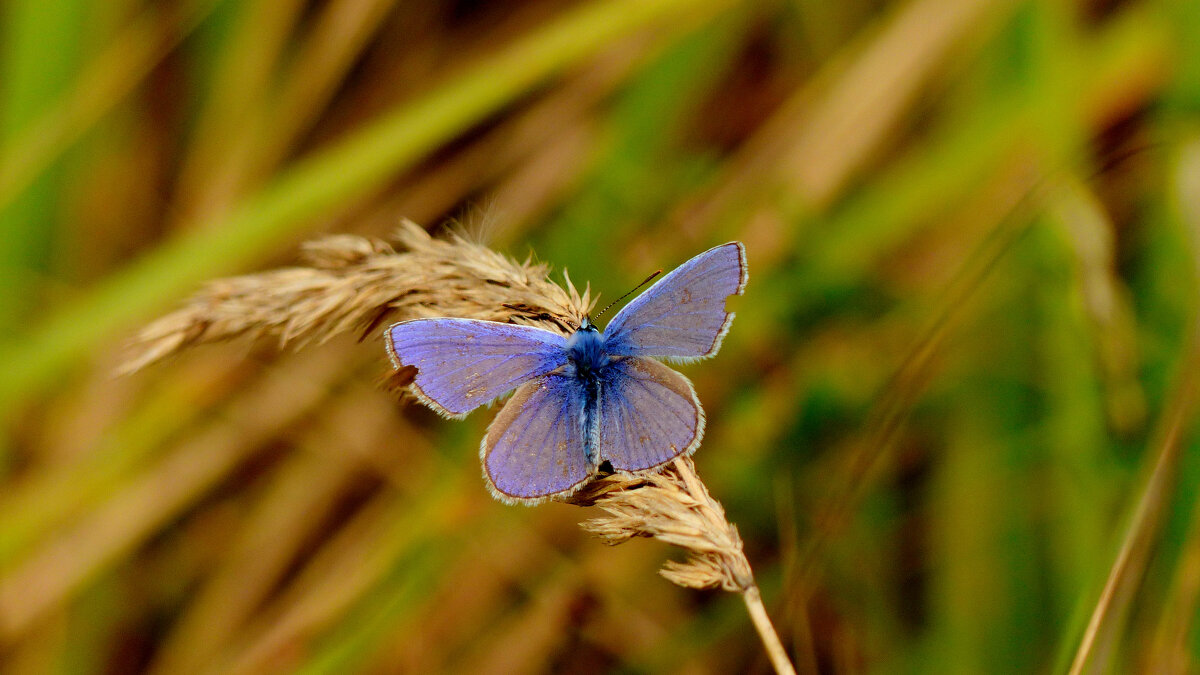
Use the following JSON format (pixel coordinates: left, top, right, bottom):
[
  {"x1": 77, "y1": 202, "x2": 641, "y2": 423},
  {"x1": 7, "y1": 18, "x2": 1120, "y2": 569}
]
[{"x1": 742, "y1": 585, "x2": 798, "y2": 675}]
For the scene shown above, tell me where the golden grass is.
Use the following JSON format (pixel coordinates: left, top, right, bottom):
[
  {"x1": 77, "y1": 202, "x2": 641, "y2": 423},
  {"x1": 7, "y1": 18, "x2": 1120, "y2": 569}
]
[{"x1": 122, "y1": 219, "x2": 795, "y2": 673}]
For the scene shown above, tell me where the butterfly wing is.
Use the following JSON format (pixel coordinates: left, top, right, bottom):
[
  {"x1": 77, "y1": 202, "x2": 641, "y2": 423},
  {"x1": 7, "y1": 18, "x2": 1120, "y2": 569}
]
[
  {"x1": 602, "y1": 242, "x2": 747, "y2": 361},
  {"x1": 385, "y1": 318, "x2": 568, "y2": 418},
  {"x1": 596, "y1": 356, "x2": 704, "y2": 472},
  {"x1": 481, "y1": 373, "x2": 596, "y2": 503}
]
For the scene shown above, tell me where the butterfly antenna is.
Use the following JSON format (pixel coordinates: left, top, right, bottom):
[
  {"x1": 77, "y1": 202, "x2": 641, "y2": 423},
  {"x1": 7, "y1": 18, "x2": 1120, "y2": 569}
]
[{"x1": 593, "y1": 269, "x2": 662, "y2": 320}]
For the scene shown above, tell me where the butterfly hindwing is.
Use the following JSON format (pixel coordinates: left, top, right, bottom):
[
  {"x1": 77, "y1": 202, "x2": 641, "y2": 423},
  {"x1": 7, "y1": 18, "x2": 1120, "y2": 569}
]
[
  {"x1": 481, "y1": 374, "x2": 597, "y2": 503},
  {"x1": 386, "y1": 318, "x2": 568, "y2": 417},
  {"x1": 596, "y1": 356, "x2": 704, "y2": 472},
  {"x1": 602, "y1": 242, "x2": 747, "y2": 362}
]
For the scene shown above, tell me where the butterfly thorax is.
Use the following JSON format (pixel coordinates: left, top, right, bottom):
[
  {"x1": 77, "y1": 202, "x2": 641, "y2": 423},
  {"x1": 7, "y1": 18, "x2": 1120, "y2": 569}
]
[{"x1": 566, "y1": 321, "x2": 608, "y2": 377}]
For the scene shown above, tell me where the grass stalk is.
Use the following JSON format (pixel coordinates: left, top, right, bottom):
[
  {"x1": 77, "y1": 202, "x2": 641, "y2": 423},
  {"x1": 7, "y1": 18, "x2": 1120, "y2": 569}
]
[{"x1": 742, "y1": 586, "x2": 797, "y2": 675}]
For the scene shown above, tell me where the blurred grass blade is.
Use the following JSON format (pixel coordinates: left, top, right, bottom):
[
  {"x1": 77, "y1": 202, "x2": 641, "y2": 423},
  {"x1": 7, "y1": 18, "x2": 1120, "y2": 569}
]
[
  {"x1": 147, "y1": 386, "x2": 394, "y2": 675},
  {"x1": 1145, "y1": 486, "x2": 1200, "y2": 672},
  {"x1": 1047, "y1": 178, "x2": 1146, "y2": 435},
  {"x1": 1065, "y1": 321, "x2": 1200, "y2": 675},
  {"x1": 0, "y1": 0, "x2": 737, "y2": 417},
  {"x1": 0, "y1": 0, "x2": 88, "y2": 332},
  {"x1": 182, "y1": 0, "x2": 398, "y2": 221},
  {"x1": 1064, "y1": 136, "x2": 1200, "y2": 675},
  {"x1": 778, "y1": 0, "x2": 1011, "y2": 209},
  {"x1": 0, "y1": 358, "x2": 244, "y2": 566},
  {"x1": 0, "y1": 349, "x2": 348, "y2": 640},
  {"x1": 811, "y1": 5, "x2": 1169, "y2": 281},
  {"x1": 173, "y1": 0, "x2": 306, "y2": 221},
  {"x1": 797, "y1": 161, "x2": 1041, "y2": 584},
  {"x1": 219, "y1": 474, "x2": 474, "y2": 675},
  {"x1": 0, "y1": 0, "x2": 226, "y2": 213}
]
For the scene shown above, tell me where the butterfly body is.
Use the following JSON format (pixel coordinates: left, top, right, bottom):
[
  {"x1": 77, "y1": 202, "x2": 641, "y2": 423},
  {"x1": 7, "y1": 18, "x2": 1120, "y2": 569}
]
[
  {"x1": 564, "y1": 320, "x2": 605, "y2": 464},
  {"x1": 385, "y1": 242, "x2": 748, "y2": 504}
]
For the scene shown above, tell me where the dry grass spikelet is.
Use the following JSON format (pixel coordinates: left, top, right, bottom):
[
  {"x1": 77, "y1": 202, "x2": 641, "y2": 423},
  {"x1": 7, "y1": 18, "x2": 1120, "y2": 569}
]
[
  {"x1": 120, "y1": 219, "x2": 590, "y2": 374},
  {"x1": 573, "y1": 459, "x2": 795, "y2": 674},
  {"x1": 121, "y1": 220, "x2": 795, "y2": 674},
  {"x1": 570, "y1": 457, "x2": 753, "y2": 592}
]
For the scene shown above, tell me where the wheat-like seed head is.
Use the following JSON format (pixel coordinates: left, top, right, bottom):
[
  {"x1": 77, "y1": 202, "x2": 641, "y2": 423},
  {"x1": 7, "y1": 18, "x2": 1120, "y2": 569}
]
[
  {"x1": 120, "y1": 219, "x2": 591, "y2": 374},
  {"x1": 571, "y1": 458, "x2": 755, "y2": 591}
]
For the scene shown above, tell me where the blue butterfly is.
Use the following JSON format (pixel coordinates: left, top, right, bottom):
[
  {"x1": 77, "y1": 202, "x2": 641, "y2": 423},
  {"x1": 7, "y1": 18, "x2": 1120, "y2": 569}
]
[{"x1": 385, "y1": 242, "x2": 748, "y2": 503}]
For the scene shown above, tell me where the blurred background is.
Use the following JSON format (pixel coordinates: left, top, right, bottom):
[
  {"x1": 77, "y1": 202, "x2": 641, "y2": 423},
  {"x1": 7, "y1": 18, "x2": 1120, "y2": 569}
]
[{"x1": 1, "y1": 0, "x2": 1199, "y2": 672}]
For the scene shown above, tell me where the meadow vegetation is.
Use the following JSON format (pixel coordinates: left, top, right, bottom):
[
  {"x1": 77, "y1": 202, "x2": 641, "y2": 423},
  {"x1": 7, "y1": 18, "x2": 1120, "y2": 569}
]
[{"x1": 1, "y1": 0, "x2": 1199, "y2": 672}]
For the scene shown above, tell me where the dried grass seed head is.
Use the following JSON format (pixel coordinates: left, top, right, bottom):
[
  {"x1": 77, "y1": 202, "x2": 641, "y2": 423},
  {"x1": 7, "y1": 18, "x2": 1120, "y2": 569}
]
[
  {"x1": 121, "y1": 219, "x2": 592, "y2": 373},
  {"x1": 574, "y1": 458, "x2": 755, "y2": 592}
]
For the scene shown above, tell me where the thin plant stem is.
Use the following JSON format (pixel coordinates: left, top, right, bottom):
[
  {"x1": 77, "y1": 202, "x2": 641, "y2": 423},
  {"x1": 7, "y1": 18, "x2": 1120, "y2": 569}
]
[
  {"x1": 678, "y1": 461, "x2": 796, "y2": 675},
  {"x1": 742, "y1": 585, "x2": 798, "y2": 675}
]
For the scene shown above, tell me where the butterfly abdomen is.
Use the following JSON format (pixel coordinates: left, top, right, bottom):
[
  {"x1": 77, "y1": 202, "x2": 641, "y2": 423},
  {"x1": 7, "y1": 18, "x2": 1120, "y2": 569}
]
[
  {"x1": 566, "y1": 325, "x2": 607, "y2": 464},
  {"x1": 580, "y1": 376, "x2": 600, "y2": 464}
]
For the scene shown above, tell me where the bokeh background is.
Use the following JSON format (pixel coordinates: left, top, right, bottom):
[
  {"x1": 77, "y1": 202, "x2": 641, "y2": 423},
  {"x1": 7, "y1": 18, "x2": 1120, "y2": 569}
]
[{"x1": 2, "y1": 0, "x2": 1200, "y2": 672}]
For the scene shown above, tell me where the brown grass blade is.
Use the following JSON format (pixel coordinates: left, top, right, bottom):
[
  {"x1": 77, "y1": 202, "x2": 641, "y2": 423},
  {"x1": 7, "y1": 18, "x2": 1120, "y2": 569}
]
[
  {"x1": 146, "y1": 385, "x2": 394, "y2": 675},
  {"x1": 671, "y1": 0, "x2": 1013, "y2": 246},
  {"x1": 235, "y1": 0, "x2": 400, "y2": 191}
]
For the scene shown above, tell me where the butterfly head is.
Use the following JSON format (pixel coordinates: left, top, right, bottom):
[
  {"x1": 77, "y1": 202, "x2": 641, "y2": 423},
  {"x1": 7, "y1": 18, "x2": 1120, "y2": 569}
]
[{"x1": 567, "y1": 317, "x2": 606, "y2": 374}]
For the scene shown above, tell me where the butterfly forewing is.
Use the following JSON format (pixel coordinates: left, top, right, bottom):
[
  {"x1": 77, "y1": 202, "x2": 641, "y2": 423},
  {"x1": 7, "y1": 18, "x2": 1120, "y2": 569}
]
[
  {"x1": 386, "y1": 318, "x2": 568, "y2": 417},
  {"x1": 596, "y1": 356, "x2": 704, "y2": 472},
  {"x1": 602, "y1": 242, "x2": 747, "y2": 361},
  {"x1": 482, "y1": 374, "x2": 595, "y2": 502}
]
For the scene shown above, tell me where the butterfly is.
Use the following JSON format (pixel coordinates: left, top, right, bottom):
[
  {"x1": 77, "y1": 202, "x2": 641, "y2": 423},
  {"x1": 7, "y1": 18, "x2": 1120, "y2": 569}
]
[{"x1": 384, "y1": 242, "x2": 748, "y2": 504}]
